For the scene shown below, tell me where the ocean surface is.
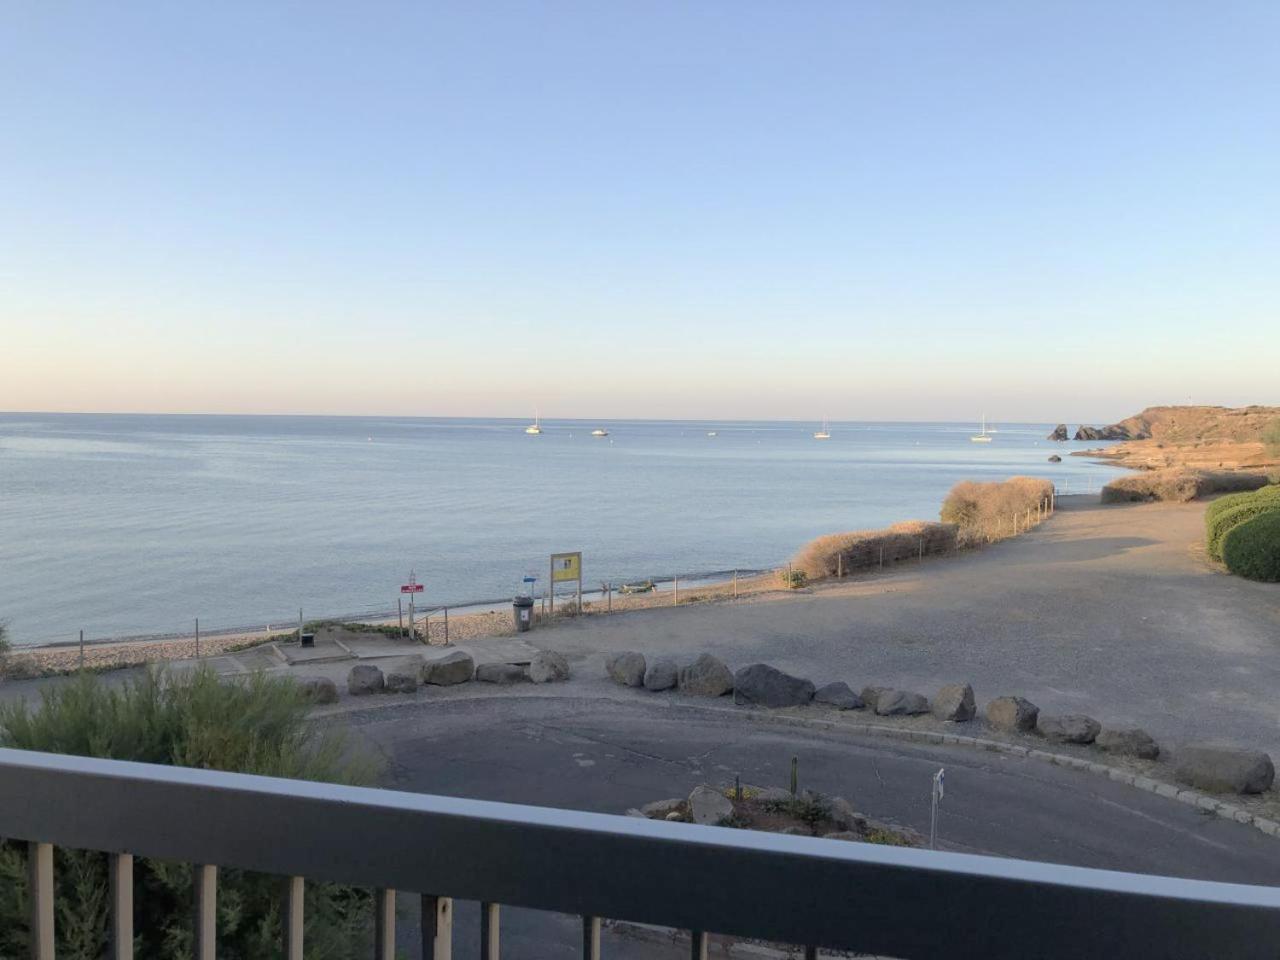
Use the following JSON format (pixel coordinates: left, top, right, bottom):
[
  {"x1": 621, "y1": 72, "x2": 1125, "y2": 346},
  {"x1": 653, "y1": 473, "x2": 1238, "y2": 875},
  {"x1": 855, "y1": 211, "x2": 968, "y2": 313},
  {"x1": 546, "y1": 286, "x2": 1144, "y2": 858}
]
[{"x1": 0, "y1": 413, "x2": 1119, "y2": 646}]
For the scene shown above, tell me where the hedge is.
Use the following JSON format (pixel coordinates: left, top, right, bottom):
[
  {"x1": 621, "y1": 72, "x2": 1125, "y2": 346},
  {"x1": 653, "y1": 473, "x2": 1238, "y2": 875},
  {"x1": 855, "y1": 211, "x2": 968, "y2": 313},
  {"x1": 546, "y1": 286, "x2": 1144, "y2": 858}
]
[
  {"x1": 1222, "y1": 510, "x2": 1280, "y2": 582},
  {"x1": 1205, "y1": 484, "x2": 1280, "y2": 525},
  {"x1": 1206, "y1": 500, "x2": 1280, "y2": 561}
]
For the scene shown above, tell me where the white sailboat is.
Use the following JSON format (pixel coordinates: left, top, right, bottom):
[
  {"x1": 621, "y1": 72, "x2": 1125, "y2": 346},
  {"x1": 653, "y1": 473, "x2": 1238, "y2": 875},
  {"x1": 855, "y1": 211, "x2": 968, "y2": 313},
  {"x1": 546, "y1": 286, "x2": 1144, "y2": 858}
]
[
  {"x1": 525, "y1": 409, "x2": 542, "y2": 435},
  {"x1": 970, "y1": 414, "x2": 992, "y2": 443},
  {"x1": 813, "y1": 416, "x2": 831, "y2": 440}
]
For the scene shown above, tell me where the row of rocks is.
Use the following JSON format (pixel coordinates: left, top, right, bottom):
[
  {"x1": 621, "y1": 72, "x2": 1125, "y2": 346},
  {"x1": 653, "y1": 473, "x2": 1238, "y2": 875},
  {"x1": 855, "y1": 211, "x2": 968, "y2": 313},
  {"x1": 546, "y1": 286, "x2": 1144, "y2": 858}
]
[
  {"x1": 607, "y1": 655, "x2": 1276, "y2": 796},
  {"x1": 325, "y1": 649, "x2": 572, "y2": 698},
  {"x1": 606, "y1": 651, "x2": 735, "y2": 696}
]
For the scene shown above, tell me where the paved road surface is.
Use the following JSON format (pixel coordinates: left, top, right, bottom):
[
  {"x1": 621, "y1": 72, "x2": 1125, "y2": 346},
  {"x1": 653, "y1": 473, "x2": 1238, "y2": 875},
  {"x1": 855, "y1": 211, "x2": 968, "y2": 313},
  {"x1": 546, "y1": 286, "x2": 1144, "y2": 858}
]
[
  {"x1": 349, "y1": 696, "x2": 1280, "y2": 959},
  {"x1": 529, "y1": 497, "x2": 1280, "y2": 755}
]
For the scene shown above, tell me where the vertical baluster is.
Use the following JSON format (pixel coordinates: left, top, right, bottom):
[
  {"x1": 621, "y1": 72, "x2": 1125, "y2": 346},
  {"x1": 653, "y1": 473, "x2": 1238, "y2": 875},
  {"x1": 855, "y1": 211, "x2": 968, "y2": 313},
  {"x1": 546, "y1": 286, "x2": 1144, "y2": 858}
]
[
  {"x1": 581, "y1": 915, "x2": 601, "y2": 960},
  {"x1": 283, "y1": 877, "x2": 304, "y2": 960},
  {"x1": 480, "y1": 902, "x2": 500, "y2": 960},
  {"x1": 28, "y1": 842, "x2": 54, "y2": 960},
  {"x1": 194, "y1": 864, "x2": 217, "y2": 960},
  {"x1": 421, "y1": 895, "x2": 452, "y2": 960},
  {"x1": 375, "y1": 889, "x2": 396, "y2": 960},
  {"x1": 690, "y1": 930, "x2": 708, "y2": 960},
  {"x1": 804, "y1": 947, "x2": 817, "y2": 960},
  {"x1": 110, "y1": 853, "x2": 134, "y2": 960}
]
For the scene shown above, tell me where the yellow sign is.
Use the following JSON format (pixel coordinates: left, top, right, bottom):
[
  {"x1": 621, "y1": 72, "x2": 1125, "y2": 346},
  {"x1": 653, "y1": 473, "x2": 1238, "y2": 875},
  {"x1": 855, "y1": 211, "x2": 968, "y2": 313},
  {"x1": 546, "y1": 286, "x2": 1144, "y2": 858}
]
[{"x1": 550, "y1": 552, "x2": 581, "y2": 583}]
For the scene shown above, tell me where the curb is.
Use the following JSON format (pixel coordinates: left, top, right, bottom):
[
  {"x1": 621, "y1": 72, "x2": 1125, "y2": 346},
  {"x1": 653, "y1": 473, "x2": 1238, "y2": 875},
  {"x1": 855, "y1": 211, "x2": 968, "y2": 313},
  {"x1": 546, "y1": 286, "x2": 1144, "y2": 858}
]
[
  {"x1": 721, "y1": 706, "x2": 1280, "y2": 841},
  {"x1": 332, "y1": 684, "x2": 1280, "y2": 843}
]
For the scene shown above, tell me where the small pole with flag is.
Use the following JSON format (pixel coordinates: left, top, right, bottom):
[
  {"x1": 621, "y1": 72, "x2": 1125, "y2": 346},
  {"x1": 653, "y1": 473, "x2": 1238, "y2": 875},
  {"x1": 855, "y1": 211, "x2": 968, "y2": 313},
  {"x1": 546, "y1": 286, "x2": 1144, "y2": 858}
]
[{"x1": 930, "y1": 768, "x2": 945, "y2": 850}]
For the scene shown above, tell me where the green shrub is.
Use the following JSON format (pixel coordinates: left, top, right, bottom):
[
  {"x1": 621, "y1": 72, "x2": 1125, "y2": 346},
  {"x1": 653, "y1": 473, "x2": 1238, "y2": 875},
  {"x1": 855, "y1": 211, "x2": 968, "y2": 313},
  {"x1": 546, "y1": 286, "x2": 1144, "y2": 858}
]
[
  {"x1": 0, "y1": 622, "x2": 9, "y2": 659},
  {"x1": 0, "y1": 667, "x2": 379, "y2": 959},
  {"x1": 1222, "y1": 510, "x2": 1280, "y2": 582},
  {"x1": 1206, "y1": 500, "x2": 1280, "y2": 561}
]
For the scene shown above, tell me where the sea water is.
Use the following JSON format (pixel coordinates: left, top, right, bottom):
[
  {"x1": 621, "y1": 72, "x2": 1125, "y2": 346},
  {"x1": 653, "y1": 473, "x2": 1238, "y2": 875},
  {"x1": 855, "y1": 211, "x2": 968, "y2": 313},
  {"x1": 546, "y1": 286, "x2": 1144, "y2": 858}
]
[{"x1": 0, "y1": 413, "x2": 1117, "y2": 645}]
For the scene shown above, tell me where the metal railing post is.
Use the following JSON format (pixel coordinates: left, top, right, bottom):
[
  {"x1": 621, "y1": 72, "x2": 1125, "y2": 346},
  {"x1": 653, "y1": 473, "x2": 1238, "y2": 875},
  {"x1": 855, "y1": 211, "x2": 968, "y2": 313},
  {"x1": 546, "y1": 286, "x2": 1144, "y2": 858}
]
[
  {"x1": 283, "y1": 876, "x2": 304, "y2": 960},
  {"x1": 421, "y1": 895, "x2": 452, "y2": 960},
  {"x1": 582, "y1": 915, "x2": 601, "y2": 960},
  {"x1": 481, "y1": 902, "x2": 500, "y2": 960},
  {"x1": 194, "y1": 864, "x2": 217, "y2": 960},
  {"x1": 29, "y1": 841, "x2": 54, "y2": 960},
  {"x1": 375, "y1": 889, "x2": 396, "y2": 960},
  {"x1": 690, "y1": 930, "x2": 708, "y2": 960},
  {"x1": 110, "y1": 852, "x2": 134, "y2": 960}
]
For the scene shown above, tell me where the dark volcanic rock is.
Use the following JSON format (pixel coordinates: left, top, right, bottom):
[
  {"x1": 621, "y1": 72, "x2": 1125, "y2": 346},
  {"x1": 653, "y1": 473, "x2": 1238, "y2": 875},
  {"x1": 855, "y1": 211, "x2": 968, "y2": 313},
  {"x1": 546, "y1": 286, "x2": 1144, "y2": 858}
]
[
  {"x1": 1074, "y1": 424, "x2": 1132, "y2": 441},
  {"x1": 1096, "y1": 727, "x2": 1160, "y2": 760},
  {"x1": 814, "y1": 681, "x2": 863, "y2": 710},
  {"x1": 1047, "y1": 454, "x2": 1062, "y2": 463},
  {"x1": 1048, "y1": 424, "x2": 1069, "y2": 442},
  {"x1": 1037, "y1": 714, "x2": 1101, "y2": 744},
  {"x1": 874, "y1": 689, "x2": 930, "y2": 716},
  {"x1": 733, "y1": 664, "x2": 815, "y2": 708}
]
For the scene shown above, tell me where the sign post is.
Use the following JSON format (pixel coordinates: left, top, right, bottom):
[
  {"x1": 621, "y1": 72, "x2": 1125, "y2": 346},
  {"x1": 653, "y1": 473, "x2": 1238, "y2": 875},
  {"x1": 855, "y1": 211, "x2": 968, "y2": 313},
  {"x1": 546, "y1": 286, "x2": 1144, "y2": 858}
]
[
  {"x1": 401, "y1": 570, "x2": 424, "y2": 642},
  {"x1": 549, "y1": 552, "x2": 582, "y2": 616}
]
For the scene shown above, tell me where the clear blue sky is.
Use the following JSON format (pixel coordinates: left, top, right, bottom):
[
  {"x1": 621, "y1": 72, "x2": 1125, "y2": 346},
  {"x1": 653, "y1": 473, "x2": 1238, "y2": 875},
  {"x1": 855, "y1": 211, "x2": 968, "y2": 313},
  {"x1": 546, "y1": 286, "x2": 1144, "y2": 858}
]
[{"x1": 2, "y1": 1, "x2": 1277, "y2": 422}]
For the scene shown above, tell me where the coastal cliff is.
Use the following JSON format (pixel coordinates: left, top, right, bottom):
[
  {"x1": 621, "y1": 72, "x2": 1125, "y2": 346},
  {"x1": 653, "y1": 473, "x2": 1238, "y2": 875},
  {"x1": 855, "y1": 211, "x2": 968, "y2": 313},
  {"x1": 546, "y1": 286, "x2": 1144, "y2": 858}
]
[{"x1": 1074, "y1": 405, "x2": 1280, "y2": 472}]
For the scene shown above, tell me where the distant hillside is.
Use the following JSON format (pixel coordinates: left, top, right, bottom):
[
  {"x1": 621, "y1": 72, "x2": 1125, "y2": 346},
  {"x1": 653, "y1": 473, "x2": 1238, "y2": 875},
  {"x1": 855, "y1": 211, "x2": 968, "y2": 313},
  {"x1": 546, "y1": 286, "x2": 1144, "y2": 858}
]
[{"x1": 1076, "y1": 405, "x2": 1280, "y2": 472}]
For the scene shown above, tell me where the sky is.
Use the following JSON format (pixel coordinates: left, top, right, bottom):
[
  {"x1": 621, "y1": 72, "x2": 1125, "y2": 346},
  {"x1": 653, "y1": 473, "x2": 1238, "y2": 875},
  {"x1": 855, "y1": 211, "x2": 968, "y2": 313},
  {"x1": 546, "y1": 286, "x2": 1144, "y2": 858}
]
[{"x1": 2, "y1": 1, "x2": 1278, "y2": 423}]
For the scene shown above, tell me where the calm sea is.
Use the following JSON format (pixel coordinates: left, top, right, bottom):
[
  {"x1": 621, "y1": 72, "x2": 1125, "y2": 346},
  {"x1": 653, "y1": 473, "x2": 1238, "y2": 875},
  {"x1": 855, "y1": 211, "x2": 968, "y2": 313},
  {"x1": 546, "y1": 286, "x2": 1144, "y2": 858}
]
[{"x1": 0, "y1": 413, "x2": 1118, "y2": 646}]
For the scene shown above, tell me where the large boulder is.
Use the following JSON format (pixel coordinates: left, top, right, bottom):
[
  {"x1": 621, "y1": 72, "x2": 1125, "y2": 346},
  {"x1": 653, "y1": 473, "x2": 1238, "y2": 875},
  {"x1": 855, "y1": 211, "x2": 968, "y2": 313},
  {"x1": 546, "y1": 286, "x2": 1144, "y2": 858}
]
[
  {"x1": 828, "y1": 795, "x2": 863, "y2": 832},
  {"x1": 814, "y1": 682, "x2": 863, "y2": 710},
  {"x1": 874, "y1": 690, "x2": 930, "y2": 716},
  {"x1": 347, "y1": 664, "x2": 385, "y2": 696},
  {"x1": 678, "y1": 654, "x2": 734, "y2": 696},
  {"x1": 1096, "y1": 727, "x2": 1160, "y2": 760},
  {"x1": 1174, "y1": 745, "x2": 1275, "y2": 794},
  {"x1": 986, "y1": 696, "x2": 1039, "y2": 732},
  {"x1": 606, "y1": 651, "x2": 647, "y2": 687},
  {"x1": 1037, "y1": 714, "x2": 1101, "y2": 744},
  {"x1": 1047, "y1": 424, "x2": 1069, "y2": 442},
  {"x1": 733, "y1": 664, "x2": 815, "y2": 708},
  {"x1": 644, "y1": 658, "x2": 678, "y2": 691},
  {"x1": 384, "y1": 661, "x2": 421, "y2": 694},
  {"x1": 529, "y1": 650, "x2": 570, "y2": 683},
  {"x1": 931, "y1": 683, "x2": 975, "y2": 722},
  {"x1": 688, "y1": 785, "x2": 734, "y2": 825},
  {"x1": 298, "y1": 676, "x2": 338, "y2": 704},
  {"x1": 475, "y1": 662, "x2": 527, "y2": 685},
  {"x1": 860, "y1": 686, "x2": 890, "y2": 711},
  {"x1": 422, "y1": 650, "x2": 475, "y2": 686}
]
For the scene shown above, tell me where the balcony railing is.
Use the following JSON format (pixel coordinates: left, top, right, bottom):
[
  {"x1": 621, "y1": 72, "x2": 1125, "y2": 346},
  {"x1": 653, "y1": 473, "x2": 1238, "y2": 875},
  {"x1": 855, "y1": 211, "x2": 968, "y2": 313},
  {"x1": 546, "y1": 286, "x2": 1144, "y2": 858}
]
[{"x1": 2, "y1": 746, "x2": 1279, "y2": 959}]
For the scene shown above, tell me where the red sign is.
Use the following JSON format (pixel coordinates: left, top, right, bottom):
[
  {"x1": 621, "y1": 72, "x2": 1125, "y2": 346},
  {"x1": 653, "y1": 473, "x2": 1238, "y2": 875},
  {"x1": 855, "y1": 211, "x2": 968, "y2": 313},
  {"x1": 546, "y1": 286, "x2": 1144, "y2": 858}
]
[{"x1": 401, "y1": 584, "x2": 424, "y2": 593}]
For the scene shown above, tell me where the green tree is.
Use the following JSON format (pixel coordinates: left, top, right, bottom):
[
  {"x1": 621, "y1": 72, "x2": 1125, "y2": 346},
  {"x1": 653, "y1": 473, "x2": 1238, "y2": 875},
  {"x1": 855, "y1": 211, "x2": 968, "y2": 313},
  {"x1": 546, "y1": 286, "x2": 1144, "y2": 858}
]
[{"x1": 0, "y1": 666, "x2": 379, "y2": 959}]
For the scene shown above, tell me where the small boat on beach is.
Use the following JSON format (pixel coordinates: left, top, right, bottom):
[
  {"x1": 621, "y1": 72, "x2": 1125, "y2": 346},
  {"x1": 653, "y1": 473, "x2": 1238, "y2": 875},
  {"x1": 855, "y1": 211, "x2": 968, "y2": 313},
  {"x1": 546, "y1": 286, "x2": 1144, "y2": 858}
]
[
  {"x1": 970, "y1": 415, "x2": 993, "y2": 443},
  {"x1": 619, "y1": 580, "x2": 656, "y2": 594}
]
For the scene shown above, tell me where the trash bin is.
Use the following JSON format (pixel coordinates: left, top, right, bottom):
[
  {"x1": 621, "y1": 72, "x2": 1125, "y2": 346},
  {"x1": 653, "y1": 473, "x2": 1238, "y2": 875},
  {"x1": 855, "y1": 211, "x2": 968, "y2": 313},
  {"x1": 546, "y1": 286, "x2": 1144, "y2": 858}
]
[
  {"x1": 300, "y1": 632, "x2": 315, "y2": 649},
  {"x1": 513, "y1": 595, "x2": 535, "y2": 633}
]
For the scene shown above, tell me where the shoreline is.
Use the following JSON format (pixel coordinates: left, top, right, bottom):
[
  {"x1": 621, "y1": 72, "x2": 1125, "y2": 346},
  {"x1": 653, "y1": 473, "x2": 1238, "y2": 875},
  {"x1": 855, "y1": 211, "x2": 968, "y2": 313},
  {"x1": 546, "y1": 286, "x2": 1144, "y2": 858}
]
[{"x1": 2, "y1": 495, "x2": 1074, "y2": 676}]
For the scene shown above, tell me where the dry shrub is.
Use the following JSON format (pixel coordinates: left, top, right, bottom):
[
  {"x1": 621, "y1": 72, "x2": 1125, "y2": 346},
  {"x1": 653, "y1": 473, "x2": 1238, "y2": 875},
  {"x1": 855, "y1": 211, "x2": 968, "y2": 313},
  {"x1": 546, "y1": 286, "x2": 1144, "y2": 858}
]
[
  {"x1": 1101, "y1": 469, "x2": 1269, "y2": 504},
  {"x1": 939, "y1": 476, "x2": 1055, "y2": 544},
  {"x1": 793, "y1": 520, "x2": 958, "y2": 580}
]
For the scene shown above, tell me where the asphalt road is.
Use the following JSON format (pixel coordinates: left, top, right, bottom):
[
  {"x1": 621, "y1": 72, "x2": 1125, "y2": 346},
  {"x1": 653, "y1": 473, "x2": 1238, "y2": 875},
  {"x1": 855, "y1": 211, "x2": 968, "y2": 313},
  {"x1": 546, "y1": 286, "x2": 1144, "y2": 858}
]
[
  {"x1": 347, "y1": 695, "x2": 1280, "y2": 959},
  {"x1": 529, "y1": 497, "x2": 1280, "y2": 756}
]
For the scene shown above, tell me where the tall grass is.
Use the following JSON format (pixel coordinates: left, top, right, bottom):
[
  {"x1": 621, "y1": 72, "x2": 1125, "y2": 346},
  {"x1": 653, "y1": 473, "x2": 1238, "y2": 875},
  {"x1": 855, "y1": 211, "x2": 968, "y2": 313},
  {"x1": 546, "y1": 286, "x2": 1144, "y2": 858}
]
[
  {"x1": 0, "y1": 666, "x2": 379, "y2": 960},
  {"x1": 939, "y1": 476, "x2": 1054, "y2": 545}
]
